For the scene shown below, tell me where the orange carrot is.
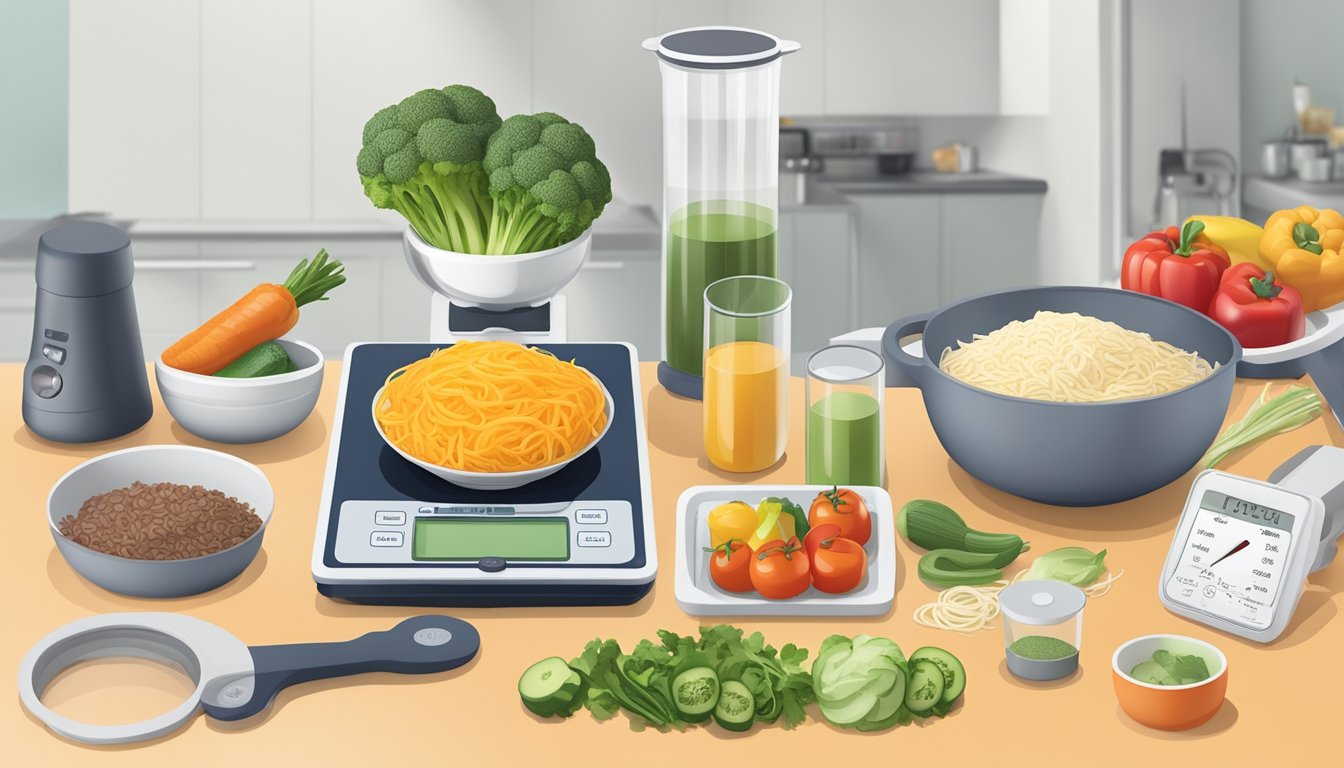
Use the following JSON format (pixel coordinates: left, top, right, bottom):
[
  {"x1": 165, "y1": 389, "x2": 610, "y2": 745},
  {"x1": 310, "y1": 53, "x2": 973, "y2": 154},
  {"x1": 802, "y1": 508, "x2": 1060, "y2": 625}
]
[{"x1": 162, "y1": 250, "x2": 345, "y2": 374}]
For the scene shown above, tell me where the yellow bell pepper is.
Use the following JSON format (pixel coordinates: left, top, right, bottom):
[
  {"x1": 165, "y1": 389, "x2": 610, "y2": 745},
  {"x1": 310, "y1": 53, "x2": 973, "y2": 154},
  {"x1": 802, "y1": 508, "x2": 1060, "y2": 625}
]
[
  {"x1": 1187, "y1": 215, "x2": 1265, "y2": 269},
  {"x1": 1259, "y1": 206, "x2": 1344, "y2": 313},
  {"x1": 707, "y1": 500, "x2": 757, "y2": 548}
]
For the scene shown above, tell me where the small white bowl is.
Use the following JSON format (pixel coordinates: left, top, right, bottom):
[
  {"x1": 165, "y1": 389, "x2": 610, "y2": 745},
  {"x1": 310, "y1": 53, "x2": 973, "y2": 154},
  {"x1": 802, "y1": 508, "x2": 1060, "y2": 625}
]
[
  {"x1": 370, "y1": 376, "x2": 614, "y2": 490},
  {"x1": 155, "y1": 338, "x2": 324, "y2": 444},
  {"x1": 402, "y1": 225, "x2": 592, "y2": 310},
  {"x1": 48, "y1": 445, "x2": 274, "y2": 597}
]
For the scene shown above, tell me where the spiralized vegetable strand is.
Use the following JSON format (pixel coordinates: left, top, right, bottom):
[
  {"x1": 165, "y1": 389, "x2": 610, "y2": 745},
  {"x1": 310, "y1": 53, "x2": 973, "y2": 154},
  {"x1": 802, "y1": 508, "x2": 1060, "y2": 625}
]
[
  {"x1": 913, "y1": 570, "x2": 1124, "y2": 633},
  {"x1": 375, "y1": 341, "x2": 607, "y2": 472}
]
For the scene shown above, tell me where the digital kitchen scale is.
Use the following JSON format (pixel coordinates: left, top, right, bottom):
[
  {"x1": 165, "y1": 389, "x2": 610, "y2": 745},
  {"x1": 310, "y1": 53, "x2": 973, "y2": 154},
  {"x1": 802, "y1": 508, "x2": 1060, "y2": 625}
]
[
  {"x1": 1159, "y1": 445, "x2": 1344, "y2": 642},
  {"x1": 311, "y1": 341, "x2": 657, "y2": 607}
]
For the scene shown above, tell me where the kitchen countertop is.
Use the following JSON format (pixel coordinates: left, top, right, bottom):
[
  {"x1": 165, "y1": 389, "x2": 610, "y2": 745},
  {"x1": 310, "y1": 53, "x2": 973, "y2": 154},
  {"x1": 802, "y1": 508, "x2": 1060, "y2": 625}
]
[
  {"x1": 1244, "y1": 174, "x2": 1344, "y2": 213},
  {"x1": 5, "y1": 362, "x2": 1339, "y2": 763},
  {"x1": 820, "y1": 170, "x2": 1049, "y2": 195}
]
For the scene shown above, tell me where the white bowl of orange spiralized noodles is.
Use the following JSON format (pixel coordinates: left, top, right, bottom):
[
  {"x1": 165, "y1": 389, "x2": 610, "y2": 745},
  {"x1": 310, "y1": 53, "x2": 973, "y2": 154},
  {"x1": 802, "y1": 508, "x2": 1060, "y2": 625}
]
[{"x1": 371, "y1": 341, "x2": 613, "y2": 490}]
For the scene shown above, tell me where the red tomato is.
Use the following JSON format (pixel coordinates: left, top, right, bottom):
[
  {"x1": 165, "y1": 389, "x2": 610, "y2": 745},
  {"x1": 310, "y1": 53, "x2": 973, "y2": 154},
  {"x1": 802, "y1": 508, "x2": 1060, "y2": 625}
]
[
  {"x1": 749, "y1": 537, "x2": 811, "y2": 599},
  {"x1": 804, "y1": 526, "x2": 867, "y2": 594},
  {"x1": 706, "y1": 539, "x2": 754, "y2": 593},
  {"x1": 808, "y1": 487, "x2": 871, "y2": 545}
]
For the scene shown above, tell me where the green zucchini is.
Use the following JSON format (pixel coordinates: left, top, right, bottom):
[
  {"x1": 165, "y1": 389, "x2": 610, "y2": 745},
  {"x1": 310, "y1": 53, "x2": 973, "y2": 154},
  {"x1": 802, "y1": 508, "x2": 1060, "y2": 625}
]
[
  {"x1": 898, "y1": 499, "x2": 1028, "y2": 563},
  {"x1": 917, "y1": 548, "x2": 1005, "y2": 587},
  {"x1": 213, "y1": 340, "x2": 297, "y2": 378},
  {"x1": 712, "y1": 680, "x2": 755, "y2": 732},
  {"x1": 518, "y1": 657, "x2": 585, "y2": 717},
  {"x1": 670, "y1": 666, "x2": 719, "y2": 723}
]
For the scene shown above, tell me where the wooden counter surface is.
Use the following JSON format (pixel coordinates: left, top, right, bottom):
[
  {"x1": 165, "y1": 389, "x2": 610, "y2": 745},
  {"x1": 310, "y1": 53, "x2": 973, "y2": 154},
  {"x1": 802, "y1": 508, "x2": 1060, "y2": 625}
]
[{"x1": 4, "y1": 362, "x2": 1340, "y2": 764}]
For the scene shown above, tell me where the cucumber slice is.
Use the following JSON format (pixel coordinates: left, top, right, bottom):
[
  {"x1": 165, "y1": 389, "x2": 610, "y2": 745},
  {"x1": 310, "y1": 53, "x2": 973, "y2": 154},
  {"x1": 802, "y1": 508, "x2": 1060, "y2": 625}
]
[
  {"x1": 671, "y1": 666, "x2": 720, "y2": 723},
  {"x1": 713, "y1": 680, "x2": 755, "y2": 732},
  {"x1": 904, "y1": 659, "x2": 945, "y2": 715},
  {"x1": 910, "y1": 646, "x2": 966, "y2": 704},
  {"x1": 519, "y1": 657, "x2": 584, "y2": 717}
]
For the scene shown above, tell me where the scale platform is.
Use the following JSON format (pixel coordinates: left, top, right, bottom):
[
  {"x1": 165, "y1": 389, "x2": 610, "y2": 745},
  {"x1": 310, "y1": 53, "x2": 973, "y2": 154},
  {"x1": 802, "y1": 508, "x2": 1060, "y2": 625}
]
[{"x1": 312, "y1": 341, "x2": 656, "y2": 606}]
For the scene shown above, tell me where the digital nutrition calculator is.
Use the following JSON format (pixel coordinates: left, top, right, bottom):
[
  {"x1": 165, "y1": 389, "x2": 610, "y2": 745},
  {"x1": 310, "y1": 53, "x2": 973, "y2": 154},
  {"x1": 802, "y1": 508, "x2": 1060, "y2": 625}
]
[
  {"x1": 1159, "y1": 446, "x2": 1344, "y2": 642},
  {"x1": 311, "y1": 342, "x2": 658, "y2": 607}
]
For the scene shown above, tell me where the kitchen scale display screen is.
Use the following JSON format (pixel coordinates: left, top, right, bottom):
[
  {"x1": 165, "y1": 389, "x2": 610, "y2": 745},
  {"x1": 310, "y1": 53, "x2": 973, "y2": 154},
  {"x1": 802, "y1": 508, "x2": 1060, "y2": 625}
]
[
  {"x1": 412, "y1": 518, "x2": 570, "y2": 561},
  {"x1": 1164, "y1": 490, "x2": 1296, "y2": 630}
]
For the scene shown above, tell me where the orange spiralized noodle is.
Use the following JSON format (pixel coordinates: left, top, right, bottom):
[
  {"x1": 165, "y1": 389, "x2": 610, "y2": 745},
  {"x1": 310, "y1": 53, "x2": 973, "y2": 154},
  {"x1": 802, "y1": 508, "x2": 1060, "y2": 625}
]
[{"x1": 374, "y1": 341, "x2": 608, "y2": 472}]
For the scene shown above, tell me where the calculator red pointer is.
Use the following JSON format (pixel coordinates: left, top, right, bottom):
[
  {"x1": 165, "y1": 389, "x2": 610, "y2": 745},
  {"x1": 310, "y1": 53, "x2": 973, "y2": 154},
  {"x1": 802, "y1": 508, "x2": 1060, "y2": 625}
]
[{"x1": 1208, "y1": 539, "x2": 1250, "y2": 568}]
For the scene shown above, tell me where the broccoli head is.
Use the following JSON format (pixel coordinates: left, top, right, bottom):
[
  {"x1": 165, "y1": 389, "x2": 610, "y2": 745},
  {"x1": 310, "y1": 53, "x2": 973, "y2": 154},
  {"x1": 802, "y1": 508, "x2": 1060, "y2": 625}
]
[
  {"x1": 357, "y1": 85, "x2": 502, "y2": 253},
  {"x1": 482, "y1": 112, "x2": 612, "y2": 255}
]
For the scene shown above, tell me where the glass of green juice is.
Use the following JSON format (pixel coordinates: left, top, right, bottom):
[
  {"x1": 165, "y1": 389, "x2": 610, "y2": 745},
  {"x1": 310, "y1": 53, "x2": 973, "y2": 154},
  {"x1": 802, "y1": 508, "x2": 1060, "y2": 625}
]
[
  {"x1": 666, "y1": 200, "x2": 779, "y2": 381},
  {"x1": 805, "y1": 345, "x2": 885, "y2": 487}
]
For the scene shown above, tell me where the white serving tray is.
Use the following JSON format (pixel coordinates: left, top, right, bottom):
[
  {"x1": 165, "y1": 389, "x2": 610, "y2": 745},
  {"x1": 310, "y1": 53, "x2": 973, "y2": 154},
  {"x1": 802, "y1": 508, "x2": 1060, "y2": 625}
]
[{"x1": 674, "y1": 485, "x2": 896, "y2": 617}]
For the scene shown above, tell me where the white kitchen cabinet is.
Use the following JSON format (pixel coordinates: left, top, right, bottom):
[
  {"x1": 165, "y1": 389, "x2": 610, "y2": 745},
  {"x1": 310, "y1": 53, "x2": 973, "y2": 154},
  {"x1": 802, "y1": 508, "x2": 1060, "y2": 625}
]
[
  {"x1": 130, "y1": 238, "x2": 205, "y2": 360},
  {"x1": 565, "y1": 255, "x2": 661, "y2": 360},
  {"x1": 823, "y1": 0, "x2": 1000, "y2": 116},
  {"x1": 852, "y1": 194, "x2": 943, "y2": 325},
  {"x1": 68, "y1": 0, "x2": 201, "y2": 218},
  {"x1": 779, "y1": 209, "x2": 857, "y2": 356},
  {"x1": 726, "y1": 0, "x2": 826, "y2": 116},
  {"x1": 941, "y1": 194, "x2": 1042, "y2": 300},
  {"x1": 850, "y1": 192, "x2": 1043, "y2": 326}
]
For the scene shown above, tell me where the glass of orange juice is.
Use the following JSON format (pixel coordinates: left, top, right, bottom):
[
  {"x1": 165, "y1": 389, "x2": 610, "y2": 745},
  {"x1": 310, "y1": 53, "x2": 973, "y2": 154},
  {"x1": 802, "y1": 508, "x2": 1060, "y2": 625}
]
[{"x1": 703, "y1": 276, "x2": 791, "y2": 472}]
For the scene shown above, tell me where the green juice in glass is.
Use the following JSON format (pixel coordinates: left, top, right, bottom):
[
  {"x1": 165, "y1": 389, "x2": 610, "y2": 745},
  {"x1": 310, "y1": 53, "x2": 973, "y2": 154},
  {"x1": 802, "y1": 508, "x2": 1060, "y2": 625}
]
[
  {"x1": 807, "y1": 391, "x2": 882, "y2": 486},
  {"x1": 665, "y1": 202, "x2": 778, "y2": 377}
]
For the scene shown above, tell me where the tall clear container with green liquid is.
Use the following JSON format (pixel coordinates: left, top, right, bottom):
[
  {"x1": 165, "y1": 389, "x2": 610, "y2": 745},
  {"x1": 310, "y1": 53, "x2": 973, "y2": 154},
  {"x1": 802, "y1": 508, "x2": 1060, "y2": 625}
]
[{"x1": 644, "y1": 27, "x2": 799, "y2": 399}]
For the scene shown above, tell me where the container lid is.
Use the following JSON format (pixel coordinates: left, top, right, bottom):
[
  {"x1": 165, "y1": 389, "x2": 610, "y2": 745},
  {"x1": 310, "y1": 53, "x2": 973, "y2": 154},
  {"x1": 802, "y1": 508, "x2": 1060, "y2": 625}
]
[
  {"x1": 1000, "y1": 580, "x2": 1086, "y2": 626},
  {"x1": 643, "y1": 27, "x2": 799, "y2": 70},
  {"x1": 36, "y1": 221, "x2": 134, "y2": 297}
]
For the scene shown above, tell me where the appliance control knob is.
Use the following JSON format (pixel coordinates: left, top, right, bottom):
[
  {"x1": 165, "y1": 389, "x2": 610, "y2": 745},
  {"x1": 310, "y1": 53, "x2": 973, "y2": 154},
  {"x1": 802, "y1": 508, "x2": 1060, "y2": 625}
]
[{"x1": 30, "y1": 365, "x2": 62, "y2": 399}]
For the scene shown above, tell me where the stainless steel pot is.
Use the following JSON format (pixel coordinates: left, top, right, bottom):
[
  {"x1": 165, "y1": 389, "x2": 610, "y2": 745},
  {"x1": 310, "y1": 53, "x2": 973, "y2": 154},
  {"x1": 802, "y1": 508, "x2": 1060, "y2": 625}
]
[
  {"x1": 1261, "y1": 140, "x2": 1291, "y2": 178},
  {"x1": 882, "y1": 287, "x2": 1241, "y2": 507}
]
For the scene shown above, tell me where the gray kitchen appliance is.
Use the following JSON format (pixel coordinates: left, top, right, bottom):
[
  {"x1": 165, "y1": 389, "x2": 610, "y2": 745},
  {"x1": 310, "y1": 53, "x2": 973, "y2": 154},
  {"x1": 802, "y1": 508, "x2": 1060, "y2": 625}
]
[{"x1": 22, "y1": 221, "x2": 152, "y2": 443}]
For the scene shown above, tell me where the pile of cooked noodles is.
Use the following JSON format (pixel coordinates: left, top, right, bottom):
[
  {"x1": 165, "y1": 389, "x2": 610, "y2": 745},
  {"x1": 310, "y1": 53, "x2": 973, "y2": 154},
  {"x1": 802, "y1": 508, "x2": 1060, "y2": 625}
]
[
  {"x1": 375, "y1": 341, "x2": 607, "y2": 472},
  {"x1": 939, "y1": 311, "x2": 1215, "y2": 402}
]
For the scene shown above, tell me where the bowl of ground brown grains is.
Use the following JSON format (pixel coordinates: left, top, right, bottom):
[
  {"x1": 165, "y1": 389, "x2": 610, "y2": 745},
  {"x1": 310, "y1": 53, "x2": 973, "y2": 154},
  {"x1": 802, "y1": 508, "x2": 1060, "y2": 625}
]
[{"x1": 47, "y1": 445, "x2": 274, "y2": 597}]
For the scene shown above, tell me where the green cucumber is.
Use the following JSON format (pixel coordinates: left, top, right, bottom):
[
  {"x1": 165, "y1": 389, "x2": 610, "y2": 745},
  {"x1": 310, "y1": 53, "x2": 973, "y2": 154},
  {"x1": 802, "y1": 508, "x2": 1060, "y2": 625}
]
[
  {"x1": 712, "y1": 680, "x2": 755, "y2": 732},
  {"x1": 670, "y1": 666, "x2": 719, "y2": 723},
  {"x1": 214, "y1": 340, "x2": 297, "y2": 378},
  {"x1": 519, "y1": 657, "x2": 584, "y2": 717},
  {"x1": 898, "y1": 499, "x2": 1028, "y2": 562},
  {"x1": 904, "y1": 659, "x2": 945, "y2": 715},
  {"x1": 910, "y1": 647, "x2": 965, "y2": 704},
  {"x1": 917, "y1": 548, "x2": 1006, "y2": 587}
]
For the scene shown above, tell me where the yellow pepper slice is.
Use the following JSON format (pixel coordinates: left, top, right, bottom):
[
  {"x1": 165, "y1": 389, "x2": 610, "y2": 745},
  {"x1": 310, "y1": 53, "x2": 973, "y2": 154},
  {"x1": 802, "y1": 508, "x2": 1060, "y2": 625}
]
[{"x1": 1259, "y1": 206, "x2": 1344, "y2": 313}]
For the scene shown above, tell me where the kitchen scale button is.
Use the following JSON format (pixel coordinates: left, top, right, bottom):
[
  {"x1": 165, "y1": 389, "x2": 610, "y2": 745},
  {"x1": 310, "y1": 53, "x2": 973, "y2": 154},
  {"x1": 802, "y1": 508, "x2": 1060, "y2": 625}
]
[
  {"x1": 370, "y1": 531, "x2": 404, "y2": 547},
  {"x1": 575, "y1": 509, "x2": 608, "y2": 525},
  {"x1": 577, "y1": 531, "x2": 611, "y2": 548},
  {"x1": 375, "y1": 510, "x2": 407, "y2": 526},
  {"x1": 477, "y1": 557, "x2": 507, "y2": 572}
]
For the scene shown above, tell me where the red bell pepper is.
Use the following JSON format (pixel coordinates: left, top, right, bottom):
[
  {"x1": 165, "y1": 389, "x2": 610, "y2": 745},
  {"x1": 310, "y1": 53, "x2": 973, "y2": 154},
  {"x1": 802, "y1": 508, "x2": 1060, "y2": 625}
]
[
  {"x1": 1208, "y1": 263, "x2": 1306, "y2": 348},
  {"x1": 1122, "y1": 220, "x2": 1231, "y2": 315}
]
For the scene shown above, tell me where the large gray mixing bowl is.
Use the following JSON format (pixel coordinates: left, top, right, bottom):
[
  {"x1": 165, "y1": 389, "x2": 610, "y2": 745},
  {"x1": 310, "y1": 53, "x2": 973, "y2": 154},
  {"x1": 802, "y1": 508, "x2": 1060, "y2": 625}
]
[{"x1": 882, "y1": 286, "x2": 1241, "y2": 506}]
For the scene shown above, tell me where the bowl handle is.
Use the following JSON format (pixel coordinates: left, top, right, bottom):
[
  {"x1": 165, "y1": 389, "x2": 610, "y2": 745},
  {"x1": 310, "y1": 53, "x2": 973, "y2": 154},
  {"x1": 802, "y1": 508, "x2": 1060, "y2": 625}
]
[{"x1": 882, "y1": 313, "x2": 931, "y2": 388}]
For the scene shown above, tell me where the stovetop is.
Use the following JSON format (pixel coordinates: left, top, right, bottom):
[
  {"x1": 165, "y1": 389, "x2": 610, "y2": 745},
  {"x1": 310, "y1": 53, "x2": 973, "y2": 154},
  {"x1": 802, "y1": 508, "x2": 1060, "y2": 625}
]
[{"x1": 317, "y1": 342, "x2": 648, "y2": 569}]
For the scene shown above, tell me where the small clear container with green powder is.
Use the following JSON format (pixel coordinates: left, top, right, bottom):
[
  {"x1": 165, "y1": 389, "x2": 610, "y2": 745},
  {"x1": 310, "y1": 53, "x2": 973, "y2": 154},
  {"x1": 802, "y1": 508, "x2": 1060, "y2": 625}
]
[
  {"x1": 805, "y1": 345, "x2": 885, "y2": 486},
  {"x1": 1000, "y1": 580, "x2": 1087, "y2": 681}
]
